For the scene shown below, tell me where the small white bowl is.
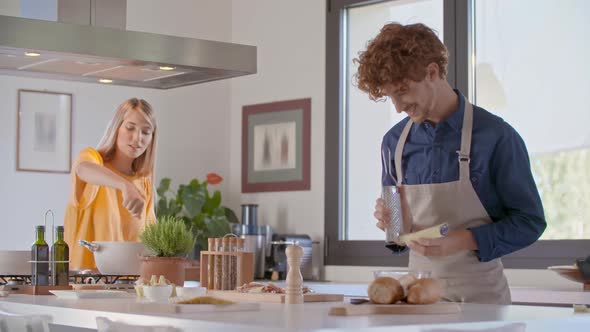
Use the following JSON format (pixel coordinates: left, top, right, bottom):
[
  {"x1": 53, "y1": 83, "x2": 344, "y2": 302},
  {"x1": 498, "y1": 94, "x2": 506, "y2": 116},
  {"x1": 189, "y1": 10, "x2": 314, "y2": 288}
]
[
  {"x1": 175, "y1": 286, "x2": 206, "y2": 298},
  {"x1": 142, "y1": 285, "x2": 173, "y2": 302}
]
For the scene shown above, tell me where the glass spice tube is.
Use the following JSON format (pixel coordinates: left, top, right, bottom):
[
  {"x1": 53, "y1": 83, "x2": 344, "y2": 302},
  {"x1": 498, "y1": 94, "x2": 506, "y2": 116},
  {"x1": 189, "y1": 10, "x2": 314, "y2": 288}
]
[
  {"x1": 207, "y1": 238, "x2": 215, "y2": 290},
  {"x1": 214, "y1": 238, "x2": 223, "y2": 290},
  {"x1": 221, "y1": 237, "x2": 230, "y2": 290},
  {"x1": 229, "y1": 237, "x2": 238, "y2": 290},
  {"x1": 236, "y1": 237, "x2": 245, "y2": 288}
]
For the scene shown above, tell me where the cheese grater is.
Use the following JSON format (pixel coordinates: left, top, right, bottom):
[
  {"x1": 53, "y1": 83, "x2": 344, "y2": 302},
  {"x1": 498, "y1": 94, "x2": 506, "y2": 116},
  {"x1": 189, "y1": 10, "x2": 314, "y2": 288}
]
[{"x1": 381, "y1": 147, "x2": 407, "y2": 249}]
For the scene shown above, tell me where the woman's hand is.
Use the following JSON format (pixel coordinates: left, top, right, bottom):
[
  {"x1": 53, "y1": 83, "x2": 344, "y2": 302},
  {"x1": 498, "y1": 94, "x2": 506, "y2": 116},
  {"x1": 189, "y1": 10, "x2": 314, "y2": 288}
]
[
  {"x1": 374, "y1": 198, "x2": 391, "y2": 231},
  {"x1": 407, "y1": 229, "x2": 478, "y2": 257},
  {"x1": 121, "y1": 182, "x2": 145, "y2": 219}
]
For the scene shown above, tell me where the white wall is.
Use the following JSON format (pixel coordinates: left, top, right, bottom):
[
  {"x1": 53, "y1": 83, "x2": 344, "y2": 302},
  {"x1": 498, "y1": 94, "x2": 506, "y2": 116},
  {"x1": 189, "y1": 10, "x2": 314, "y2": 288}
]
[
  {"x1": 228, "y1": 0, "x2": 326, "y2": 273},
  {"x1": 0, "y1": 0, "x2": 233, "y2": 250}
]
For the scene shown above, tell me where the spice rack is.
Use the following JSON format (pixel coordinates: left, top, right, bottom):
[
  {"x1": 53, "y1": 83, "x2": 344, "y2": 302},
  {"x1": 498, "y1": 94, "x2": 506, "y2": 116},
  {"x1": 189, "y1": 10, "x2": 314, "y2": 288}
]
[
  {"x1": 200, "y1": 239, "x2": 254, "y2": 290},
  {"x1": 25, "y1": 209, "x2": 72, "y2": 295}
]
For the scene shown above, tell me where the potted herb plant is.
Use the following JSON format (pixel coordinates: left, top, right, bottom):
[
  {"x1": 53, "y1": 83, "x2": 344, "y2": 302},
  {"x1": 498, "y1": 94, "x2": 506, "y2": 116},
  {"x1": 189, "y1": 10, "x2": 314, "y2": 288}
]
[
  {"x1": 138, "y1": 215, "x2": 195, "y2": 286},
  {"x1": 156, "y1": 173, "x2": 238, "y2": 254}
]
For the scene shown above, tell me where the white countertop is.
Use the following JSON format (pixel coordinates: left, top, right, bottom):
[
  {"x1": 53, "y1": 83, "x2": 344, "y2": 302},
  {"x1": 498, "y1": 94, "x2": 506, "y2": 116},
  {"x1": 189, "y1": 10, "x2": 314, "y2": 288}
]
[
  {"x1": 1, "y1": 293, "x2": 589, "y2": 331},
  {"x1": 247, "y1": 281, "x2": 590, "y2": 307}
]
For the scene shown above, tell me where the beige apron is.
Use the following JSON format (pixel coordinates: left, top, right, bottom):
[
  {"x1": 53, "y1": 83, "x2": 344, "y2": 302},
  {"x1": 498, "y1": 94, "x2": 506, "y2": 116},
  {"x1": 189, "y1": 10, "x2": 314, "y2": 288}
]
[{"x1": 394, "y1": 101, "x2": 511, "y2": 305}]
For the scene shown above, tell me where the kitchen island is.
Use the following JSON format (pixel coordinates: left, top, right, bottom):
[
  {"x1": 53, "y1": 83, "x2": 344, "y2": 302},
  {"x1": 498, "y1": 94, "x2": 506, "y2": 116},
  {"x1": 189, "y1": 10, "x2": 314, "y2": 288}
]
[{"x1": 1, "y1": 293, "x2": 589, "y2": 332}]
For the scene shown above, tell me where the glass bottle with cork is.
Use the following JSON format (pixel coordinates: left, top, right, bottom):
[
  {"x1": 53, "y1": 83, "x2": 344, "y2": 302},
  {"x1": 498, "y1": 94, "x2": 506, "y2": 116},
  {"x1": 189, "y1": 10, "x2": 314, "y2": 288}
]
[
  {"x1": 51, "y1": 225, "x2": 69, "y2": 286},
  {"x1": 31, "y1": 225, "x2": 49, "y2": 286}
]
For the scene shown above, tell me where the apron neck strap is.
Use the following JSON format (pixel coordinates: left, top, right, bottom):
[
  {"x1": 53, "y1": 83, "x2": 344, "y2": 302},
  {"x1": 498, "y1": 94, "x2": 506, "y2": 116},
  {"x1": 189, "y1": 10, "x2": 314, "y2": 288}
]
[
  {"x1": 393, "y1": 99, "x2": 475, "y2": 183},
  {"x1": 395, "y1": 120, "x2": 412, "y2": 185},
  {"x1": 458, "y1": 101, "x2": 474, "y2": 180}
]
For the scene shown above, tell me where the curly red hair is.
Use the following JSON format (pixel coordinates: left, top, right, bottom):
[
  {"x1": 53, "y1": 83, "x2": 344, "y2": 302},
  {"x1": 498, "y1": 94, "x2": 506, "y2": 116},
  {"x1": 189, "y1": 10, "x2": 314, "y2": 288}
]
[{"x1": 353, "y1": 23, "x2": 448, "y2": 101}]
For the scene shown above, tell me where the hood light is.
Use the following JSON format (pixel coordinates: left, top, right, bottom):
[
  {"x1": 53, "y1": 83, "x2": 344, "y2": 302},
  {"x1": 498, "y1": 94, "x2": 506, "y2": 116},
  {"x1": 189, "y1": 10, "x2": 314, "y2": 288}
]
[
  {"x1": 24, "y1": 52, "x2": 41, "y2": 57},
  {"x1": 159, "y1": 66, "x2": 175, "y2": 71},
  {"x1": 98, "y1": 78, "x2": 113, "y2": 84}
]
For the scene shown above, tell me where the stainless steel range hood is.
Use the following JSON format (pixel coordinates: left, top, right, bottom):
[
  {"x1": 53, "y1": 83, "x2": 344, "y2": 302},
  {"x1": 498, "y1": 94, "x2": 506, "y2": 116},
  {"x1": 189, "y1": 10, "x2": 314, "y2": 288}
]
[{"x1": 0, "y1": 14, "x2": 257, "y2": 89}]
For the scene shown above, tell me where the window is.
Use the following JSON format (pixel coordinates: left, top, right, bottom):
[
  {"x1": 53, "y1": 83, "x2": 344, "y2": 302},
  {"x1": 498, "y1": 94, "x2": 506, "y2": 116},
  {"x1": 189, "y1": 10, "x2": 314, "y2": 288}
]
[
  {"x1": 472, "y1": 0, "x2": 590, "y2": 240},
  {"x1": 325, "y1": 0, "x2": 590, "y2": 268},
  {"x1": 346, "y1": 0, "x2": 444, "y2": 241}
]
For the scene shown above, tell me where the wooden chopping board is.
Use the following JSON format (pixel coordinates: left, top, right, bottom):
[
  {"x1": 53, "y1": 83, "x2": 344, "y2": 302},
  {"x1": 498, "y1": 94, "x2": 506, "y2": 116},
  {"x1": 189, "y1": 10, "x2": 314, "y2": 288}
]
[
  {"x1": 135, "y1": 302, "x2": 260, "y2": 314},
  {"x1": 329, "y1": 302, "x2": 462, "y2": 316},
  {"x1": 207, "y1": 290, "x2": 344, "y2": 303}
]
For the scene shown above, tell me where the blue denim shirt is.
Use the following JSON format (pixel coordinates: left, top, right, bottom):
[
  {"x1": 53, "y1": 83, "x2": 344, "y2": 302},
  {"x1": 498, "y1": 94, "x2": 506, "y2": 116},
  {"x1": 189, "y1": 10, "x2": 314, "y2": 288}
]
[{"x1": 381, "y1": 91, "x2": 546, "y2": 262}]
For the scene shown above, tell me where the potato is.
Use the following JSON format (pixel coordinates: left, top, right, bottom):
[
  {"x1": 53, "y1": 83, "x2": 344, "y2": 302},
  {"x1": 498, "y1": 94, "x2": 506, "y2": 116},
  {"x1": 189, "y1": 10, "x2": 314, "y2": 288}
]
[
  {"x1": 406, "y1": 278, "x2": 443, "y2": 305},
  {"x1": 398, "y1": 274, "x2": 418, "y2": 298},
  {"x1": 368, "y1": 277, "x2": 404, "y2": 304}
]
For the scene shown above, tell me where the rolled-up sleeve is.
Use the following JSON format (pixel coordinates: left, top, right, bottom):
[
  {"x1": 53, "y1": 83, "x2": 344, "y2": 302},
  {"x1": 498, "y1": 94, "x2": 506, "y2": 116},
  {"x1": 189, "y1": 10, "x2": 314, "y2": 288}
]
[{"x1": 469, "y1": 124, "x2": 546, "y2": 262}]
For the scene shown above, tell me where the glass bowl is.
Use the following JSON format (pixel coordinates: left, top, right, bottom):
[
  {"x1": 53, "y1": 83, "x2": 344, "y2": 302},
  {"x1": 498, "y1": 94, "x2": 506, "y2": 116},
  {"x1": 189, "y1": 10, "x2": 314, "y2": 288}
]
[{"x1": 372, "y1": 270, "x2": 432, "y2": 280}]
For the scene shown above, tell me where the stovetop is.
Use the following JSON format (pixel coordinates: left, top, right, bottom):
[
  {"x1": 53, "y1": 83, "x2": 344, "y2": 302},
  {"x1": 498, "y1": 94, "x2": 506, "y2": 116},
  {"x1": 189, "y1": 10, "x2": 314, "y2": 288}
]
[{"x1": 0, "y1": 273, "x2": 139, "y2": 286}]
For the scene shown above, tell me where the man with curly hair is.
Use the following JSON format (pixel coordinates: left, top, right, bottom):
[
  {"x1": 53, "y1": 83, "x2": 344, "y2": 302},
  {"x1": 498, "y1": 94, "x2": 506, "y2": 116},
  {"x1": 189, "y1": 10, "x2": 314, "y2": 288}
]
[{"x1": 358, "y1": 23, "x2": 546, "y2": 304}]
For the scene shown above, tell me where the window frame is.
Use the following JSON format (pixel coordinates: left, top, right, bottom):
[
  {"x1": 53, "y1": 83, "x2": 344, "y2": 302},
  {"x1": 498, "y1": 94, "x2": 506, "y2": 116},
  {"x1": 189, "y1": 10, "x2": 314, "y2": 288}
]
[{"x1": 324, "y1": 0, "x2": 590, "y2": 268}]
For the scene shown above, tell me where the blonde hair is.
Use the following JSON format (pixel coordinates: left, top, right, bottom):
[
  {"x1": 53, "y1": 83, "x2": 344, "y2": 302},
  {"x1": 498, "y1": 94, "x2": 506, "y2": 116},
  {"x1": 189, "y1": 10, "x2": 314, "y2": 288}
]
[{"x1": 96, "y1": 98, "x2": 157, "y2": 178}]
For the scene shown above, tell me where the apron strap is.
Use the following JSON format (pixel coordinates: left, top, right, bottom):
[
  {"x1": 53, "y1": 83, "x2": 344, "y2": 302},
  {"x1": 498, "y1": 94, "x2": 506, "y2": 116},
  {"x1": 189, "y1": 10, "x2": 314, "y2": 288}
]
[
  {"x1": 393, "y1": 97, "x2": 475, "y2": 183},
  {"x1": 458, "y1": 102, "x2": 474, "y2": 181},
  {"x1": 394, "y1": 120, "x2": 413, "y2": 185}
]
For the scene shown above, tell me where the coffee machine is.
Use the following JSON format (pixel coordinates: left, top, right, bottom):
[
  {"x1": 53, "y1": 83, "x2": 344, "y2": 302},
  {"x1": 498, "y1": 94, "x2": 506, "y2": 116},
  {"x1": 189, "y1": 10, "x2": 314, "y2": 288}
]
[
  {"x1": 266, "y1": 234, "x2": 313, "y2": 280},
  {"x1": 232, "y1": 204, "x2": 272, "y2": 280}
]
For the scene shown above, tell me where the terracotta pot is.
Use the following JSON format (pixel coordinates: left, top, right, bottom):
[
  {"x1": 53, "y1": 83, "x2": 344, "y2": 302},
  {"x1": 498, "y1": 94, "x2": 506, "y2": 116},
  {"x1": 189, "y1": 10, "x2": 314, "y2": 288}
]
[{"x1": 139, "y1": 256, "x2": 189, "y2": 286}]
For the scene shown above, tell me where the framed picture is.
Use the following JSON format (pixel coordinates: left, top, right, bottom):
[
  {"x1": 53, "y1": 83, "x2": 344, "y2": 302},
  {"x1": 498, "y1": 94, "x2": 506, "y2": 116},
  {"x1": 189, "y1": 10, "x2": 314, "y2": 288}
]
[
  {"x1": 17, "y1": 89, "x2": 72, "y2": 173},
  {"x1": 242, "y1": 98, "x2": 311, "y2": 193}
]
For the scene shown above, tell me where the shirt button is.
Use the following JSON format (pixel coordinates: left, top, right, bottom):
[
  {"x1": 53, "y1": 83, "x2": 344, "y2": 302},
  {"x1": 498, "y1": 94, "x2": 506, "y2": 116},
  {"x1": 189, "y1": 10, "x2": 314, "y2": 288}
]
[{"x1": 471, "y1": 177, "x2": 477, "y2": 183}]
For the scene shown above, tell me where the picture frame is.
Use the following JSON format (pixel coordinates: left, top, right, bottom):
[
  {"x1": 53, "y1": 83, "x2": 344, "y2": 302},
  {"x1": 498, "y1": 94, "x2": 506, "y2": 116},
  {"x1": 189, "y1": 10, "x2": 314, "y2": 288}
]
[
  {"x1": 17, "y1": 89, "x2": 72, "y2": 173},
  {"x1": 242, "y1": 98, "x2": 311, "y2": 193}
]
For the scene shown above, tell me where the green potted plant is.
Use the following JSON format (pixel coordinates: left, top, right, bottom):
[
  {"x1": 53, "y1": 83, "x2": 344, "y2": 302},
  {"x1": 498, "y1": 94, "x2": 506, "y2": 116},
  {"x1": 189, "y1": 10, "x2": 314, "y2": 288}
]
[
  {"x1": 156, "y1": 173, "x2": 238, "y2": 254},
  {"x1": 138, "y1": 215, "x2": 196, "y2": 286}
]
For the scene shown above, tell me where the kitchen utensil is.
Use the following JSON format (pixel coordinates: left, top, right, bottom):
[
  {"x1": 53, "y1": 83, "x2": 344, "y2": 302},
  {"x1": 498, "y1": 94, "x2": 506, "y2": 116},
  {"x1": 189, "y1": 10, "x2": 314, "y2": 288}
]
[
  {"x1": 350, "y1": 298, "x2": 370, "y2": 305},
  {"x1": 0, "y1": 251, "x2": 30, "y2": 275},
  {"x1": 329, "y1": 302, "x2": 462, "y2": 316},
  {"x1": 78, "y1": 240, "x2": 150, "y2": 275},
  {"x1": 381, "y1": 147, "x2": 408, "y2": 250}
]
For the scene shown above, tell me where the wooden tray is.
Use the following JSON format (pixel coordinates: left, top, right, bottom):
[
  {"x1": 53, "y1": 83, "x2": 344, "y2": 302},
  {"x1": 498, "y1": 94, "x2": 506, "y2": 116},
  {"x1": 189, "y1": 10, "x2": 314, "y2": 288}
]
[
  {"x1": 207, "y1": 290, "x2": 344, "y2": 303},
  {"x1": 329, "y1": 302, "x2": 462, "y2": 316},
  {"x1": 135, "y1": 302, "x2": 260, "y2": 314}
]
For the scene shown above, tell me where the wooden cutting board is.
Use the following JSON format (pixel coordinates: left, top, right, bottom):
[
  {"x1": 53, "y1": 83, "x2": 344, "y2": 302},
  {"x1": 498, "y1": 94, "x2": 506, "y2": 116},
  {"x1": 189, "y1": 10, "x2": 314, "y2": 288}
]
[
  {"x1": 134, "y1": 302, "x2": 260, "y2": 314},
  {"x1": 207, "y1": 290, "x2": 344, "y2": 303},
  {"x1": 329, "y1": 302, "x2": 462, "y2": 316}
]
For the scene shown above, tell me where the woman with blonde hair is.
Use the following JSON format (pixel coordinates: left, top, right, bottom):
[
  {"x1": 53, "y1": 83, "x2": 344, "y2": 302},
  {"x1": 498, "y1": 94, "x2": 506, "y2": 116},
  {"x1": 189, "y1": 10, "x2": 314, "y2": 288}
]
[{"x1": 64, "y1": 98, "x2": 157, "y2": 271}]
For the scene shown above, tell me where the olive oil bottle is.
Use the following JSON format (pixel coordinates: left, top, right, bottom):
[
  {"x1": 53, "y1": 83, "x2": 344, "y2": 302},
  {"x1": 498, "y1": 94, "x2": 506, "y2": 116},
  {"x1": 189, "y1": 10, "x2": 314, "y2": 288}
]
[
  {"x1": 51, "y1": 226, "x2": 69, "y2": 286},
  {"x1": 31, "y1": 225, "x2": 49, "y2": 286}
]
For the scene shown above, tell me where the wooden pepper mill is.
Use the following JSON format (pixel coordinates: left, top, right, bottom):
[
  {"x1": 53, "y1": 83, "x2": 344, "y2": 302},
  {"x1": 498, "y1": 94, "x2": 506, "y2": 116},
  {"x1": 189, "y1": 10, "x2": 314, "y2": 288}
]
[{"x1": 285, "y1": 244, "x2": 304, "y2": 304}]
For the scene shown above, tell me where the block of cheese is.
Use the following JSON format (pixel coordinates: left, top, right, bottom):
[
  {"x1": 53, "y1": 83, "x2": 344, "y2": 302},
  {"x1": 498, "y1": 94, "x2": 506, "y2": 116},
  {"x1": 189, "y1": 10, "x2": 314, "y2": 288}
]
[{"x1": 398, "y1": 223, "x2": 449, "y2": 245}]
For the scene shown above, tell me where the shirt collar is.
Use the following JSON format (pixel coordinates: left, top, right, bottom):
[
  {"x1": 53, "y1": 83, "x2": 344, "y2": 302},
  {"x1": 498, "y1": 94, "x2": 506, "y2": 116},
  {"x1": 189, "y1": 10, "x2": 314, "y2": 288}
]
[
  {"x1": 443, "y1": 90, "x2": 466, "y2": 133},
  {"x1": 411, "y1": 89, "x2": 466, "y2": 134}
]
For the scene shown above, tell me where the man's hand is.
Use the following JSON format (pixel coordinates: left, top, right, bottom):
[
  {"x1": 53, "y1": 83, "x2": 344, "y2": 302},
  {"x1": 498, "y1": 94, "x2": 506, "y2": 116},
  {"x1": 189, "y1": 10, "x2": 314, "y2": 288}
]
[
  {"x1": 121, "y1": 182, "x2": 145, "y2": 219},
  {"x1": 407, "y1": 229, "x2": 478, "y2": 257},
  {"x1": 373, "y1": 198, "x2": 391, "y2": 231}
]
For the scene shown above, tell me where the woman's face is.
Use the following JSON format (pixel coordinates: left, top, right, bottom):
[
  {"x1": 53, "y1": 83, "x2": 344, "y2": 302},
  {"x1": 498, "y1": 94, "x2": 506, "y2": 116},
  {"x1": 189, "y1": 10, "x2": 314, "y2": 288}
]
[{"x1": 116, "y1": 109, "x2": 154, "y2": 159}]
